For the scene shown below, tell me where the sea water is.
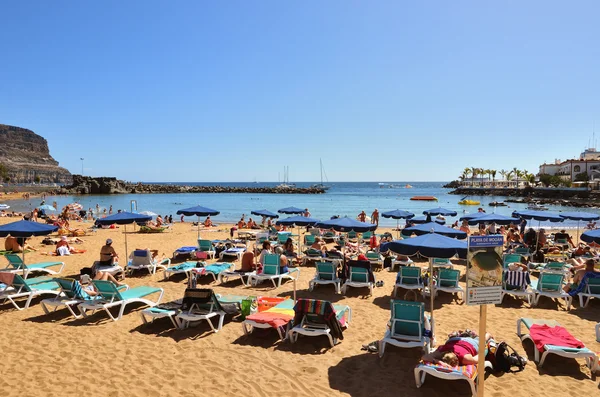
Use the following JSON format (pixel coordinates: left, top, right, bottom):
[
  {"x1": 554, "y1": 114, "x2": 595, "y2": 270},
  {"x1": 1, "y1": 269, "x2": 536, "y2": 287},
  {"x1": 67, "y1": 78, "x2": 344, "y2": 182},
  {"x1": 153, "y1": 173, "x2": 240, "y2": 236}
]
[{"x1": 7, "y1": 182, "x2": 599, "y2": 229}]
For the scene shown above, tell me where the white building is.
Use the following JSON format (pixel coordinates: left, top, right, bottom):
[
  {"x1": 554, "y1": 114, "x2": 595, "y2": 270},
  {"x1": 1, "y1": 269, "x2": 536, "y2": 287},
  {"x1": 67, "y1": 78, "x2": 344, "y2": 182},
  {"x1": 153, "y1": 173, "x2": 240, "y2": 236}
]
[{"x1": 538, "y1": 148, "x2": 600, "y2": 182}]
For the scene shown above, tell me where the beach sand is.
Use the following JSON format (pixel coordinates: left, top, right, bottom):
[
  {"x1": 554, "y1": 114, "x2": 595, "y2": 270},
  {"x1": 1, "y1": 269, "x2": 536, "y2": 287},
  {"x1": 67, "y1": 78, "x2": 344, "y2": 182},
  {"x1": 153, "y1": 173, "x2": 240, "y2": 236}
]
[{"x1": 0, "y1": 219, "x2": 598, "y2": 397}]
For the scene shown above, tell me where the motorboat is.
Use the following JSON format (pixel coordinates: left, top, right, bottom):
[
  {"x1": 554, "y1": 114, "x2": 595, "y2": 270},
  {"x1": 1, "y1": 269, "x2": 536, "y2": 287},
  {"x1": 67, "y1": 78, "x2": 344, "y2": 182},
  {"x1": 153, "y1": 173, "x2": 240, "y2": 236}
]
[
  {"x1": 489, "y1": 201, "x2": 507, "y2": 207},
  {"x1": 527, "y1": 202, "x2": 548, "y2": 211},
  {"x1": 410, "y1": 196, "x2": 438, "y2": 201}
]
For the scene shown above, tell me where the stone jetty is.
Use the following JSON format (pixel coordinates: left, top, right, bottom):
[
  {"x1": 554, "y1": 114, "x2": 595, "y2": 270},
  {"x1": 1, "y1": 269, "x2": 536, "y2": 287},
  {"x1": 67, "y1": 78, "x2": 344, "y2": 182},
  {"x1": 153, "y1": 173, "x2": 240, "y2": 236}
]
[{"x1": 60, "y1": 175, "x2": 325, "y2": 195}]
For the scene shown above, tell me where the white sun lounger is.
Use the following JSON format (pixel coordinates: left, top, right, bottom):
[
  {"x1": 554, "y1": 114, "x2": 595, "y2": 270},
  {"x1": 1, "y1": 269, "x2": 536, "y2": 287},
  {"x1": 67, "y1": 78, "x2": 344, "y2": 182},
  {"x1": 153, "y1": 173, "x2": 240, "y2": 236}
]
[{"x1": 0, "y1": 274, "x2": 61, "y2": 310}]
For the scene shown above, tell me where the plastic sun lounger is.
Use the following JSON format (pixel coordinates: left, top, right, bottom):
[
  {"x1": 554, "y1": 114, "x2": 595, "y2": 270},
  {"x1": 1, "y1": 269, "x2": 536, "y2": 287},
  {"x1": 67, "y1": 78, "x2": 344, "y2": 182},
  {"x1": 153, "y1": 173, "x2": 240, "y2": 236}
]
[
  {"x1": 414, "y1": 361, "x2": 492, "y2": 397},
  {"x1": 41, "y1": 278, "x2": 128, "y2": 319},
  {"x1": 190, "y1": 263, "x2": 235, "y2": 283},
  {"x1": 242, "y1": 298, "x2": 295, "y2": 340},
  {"x1": 288, "y1": 299, "x2": 352, "y2": 347},
  {"x1": 172, "y1": 246, "x2": 197, "y2": 259},
  {"x1": 197, "y1": 239, "x2": 216, "y2": 259},
  {"x1": 309, "y1": 262, "x2": 341, "y2": 294},
  {"x1": 379, "y1": 300, "x2": 432, "y2": 357},
  {"x1": 393, "y1": 266, "x2": 423, "y2": 297},
  {"x1": 533, "y1": 272, "x2": 572, "y2": 310},
  {"x1": 579, "y1": 277, "x2": 600, "y2": 308},
  {"x1": 390, "y1": 258, "x2": 414, "y2": 272},
  {"x1": 248, "y1": 254, "x2": 300, "y2": 288},
  {"x1": 342, "y1": 266, "x2": 374, "y2": 296},
  {"x1": 3, "y1": 253, "x2": 65, "y2": 279},
  {"x1": 501, "y1": 271, "x2": 535, "y2": 305},
  {"x1": 163, "y1": 261, "x2": 203, "y2": 280},
  {"x1": 516, "y1": 318, "x2": 598, "y2": 370},
  {"x1": 127, "y1": 249, "x2": 171, "y2": 275},
  {"x1": 217, "y1": 269, "x2": 256, "y2": 286},
  {"x1": 0, "y1": 274, "x2": 61, "y2": 310},
  {"x1": 79, "y1": 280, "x2": 164, "y2": 321},
  {"x1": 219, "y1": 247, "x2": 246, "y2": 261},
  {"x1": 435, "y1": 269, "x2": 464, "y2": 301}
]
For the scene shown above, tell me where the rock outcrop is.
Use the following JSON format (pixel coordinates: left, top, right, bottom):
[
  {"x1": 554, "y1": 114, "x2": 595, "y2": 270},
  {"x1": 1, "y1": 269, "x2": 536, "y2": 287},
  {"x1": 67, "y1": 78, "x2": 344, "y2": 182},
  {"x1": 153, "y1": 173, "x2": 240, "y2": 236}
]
[
  {"x1": 0, "y1": 124, "x2": 72, "y2": 184},
  {"x1": 62, "y1": 175, "x2": 326, "y2": 195}
]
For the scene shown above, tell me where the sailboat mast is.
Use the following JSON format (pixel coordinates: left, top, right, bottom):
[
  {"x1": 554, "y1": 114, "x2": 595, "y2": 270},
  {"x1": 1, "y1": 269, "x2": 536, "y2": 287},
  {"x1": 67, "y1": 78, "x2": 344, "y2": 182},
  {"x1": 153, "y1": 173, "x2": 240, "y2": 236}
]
[{"x1": 320, "y1": 158, "x2": 323, "y2": 184}]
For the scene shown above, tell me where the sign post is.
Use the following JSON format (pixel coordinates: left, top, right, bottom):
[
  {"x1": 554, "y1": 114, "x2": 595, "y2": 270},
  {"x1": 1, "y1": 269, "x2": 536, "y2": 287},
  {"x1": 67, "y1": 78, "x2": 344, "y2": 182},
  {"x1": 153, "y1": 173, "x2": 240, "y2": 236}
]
[{"x1": 466, "y1": 235, "x2": 504, "y2": 397}]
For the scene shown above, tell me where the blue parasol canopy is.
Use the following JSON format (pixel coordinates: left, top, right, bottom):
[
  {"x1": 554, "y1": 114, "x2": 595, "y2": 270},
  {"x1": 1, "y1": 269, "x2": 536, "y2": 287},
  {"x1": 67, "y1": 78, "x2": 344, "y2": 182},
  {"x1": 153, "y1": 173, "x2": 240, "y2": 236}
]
[
  {"x1": 410, "y1": 216, "x2": 445, "y2": 225},
  {"x1": 278, "y1": 206, "x2": 305, "y2": 214},
  {"x1": 423, "y1": 207, "x2": 458, "y2": 217},
  {"x1": 251, "y1": 209, "x2": 279, "y2": 219},
  {"x1": 381, "y1": 209, "x2": 415, "y2": 219},
  {"x1": 559, "y1": 212, "x2": 600, "y2": 221},
  {"x1": 381, "y1": 233, "x2": 467, "y2": 259},
  {"x1": 402, "y1": 222, "x2": 467, "y2": 239},
  {"x1": 316, "y1": 217, "x2": 378, "y2": 233},
  {"x1": 176, "y1": 205, "x2": 220, "y2": 217},
  {"x1": 460, "y1": 213, "x2": 520, "y2": 226},
  {"x1": 581, "y1": 229, "x2": 600, "y2": 244},
  {"x1": 38, "y1": 204, "x2": 57, "y2": 211},
  {"x1": 512, "y1": 210, "x2": 564, "y2": 222},
  {"x1": 0, "y1": 220, "x2": 58, "y2": 238},
  {"x1": 95, "y1": 212, "x2": 152, "y2": 225},
  {"x1": 276, "y1": 216, "x2": 321, "y2": 226}
]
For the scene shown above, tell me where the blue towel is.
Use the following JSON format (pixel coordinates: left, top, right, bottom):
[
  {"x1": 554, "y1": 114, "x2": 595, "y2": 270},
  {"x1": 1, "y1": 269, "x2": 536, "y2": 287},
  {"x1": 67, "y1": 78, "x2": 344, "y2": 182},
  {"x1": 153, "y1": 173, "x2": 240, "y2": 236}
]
[
  {"x1": 204, "y1": 264, "x2": 231, "y2": 274},
  {"x1": 568, "y1": 271, "x2": 600, "y2": 296}
]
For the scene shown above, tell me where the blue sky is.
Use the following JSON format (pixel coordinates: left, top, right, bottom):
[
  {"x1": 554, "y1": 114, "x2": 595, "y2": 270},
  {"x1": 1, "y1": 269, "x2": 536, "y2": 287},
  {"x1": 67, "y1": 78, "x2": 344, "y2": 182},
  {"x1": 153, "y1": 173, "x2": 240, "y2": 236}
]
[{"x1": 1, "y1": 1, "x2": 599, "y2": 182}]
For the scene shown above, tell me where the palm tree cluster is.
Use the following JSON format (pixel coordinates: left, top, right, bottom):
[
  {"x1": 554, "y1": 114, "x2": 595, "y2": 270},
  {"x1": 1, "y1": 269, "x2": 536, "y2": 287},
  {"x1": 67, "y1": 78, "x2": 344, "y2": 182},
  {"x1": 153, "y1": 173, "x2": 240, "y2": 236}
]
[{"x1": 458, "y1": 167, "x2": 536, "y2": 188}]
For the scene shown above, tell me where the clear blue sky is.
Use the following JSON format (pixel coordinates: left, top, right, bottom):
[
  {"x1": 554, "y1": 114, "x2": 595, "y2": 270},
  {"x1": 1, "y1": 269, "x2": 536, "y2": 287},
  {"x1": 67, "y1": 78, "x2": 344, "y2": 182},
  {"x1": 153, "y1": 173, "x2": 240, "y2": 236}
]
[{"x1": 1, "y1": 1, "x2": 599, "y2": 182}]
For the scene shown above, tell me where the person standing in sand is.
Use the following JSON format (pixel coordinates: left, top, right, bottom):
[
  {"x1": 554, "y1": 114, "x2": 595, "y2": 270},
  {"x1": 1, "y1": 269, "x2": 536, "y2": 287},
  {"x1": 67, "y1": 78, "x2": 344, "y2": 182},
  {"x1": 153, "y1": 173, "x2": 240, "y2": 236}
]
[{"x1": 371, "y1": 209, "x2": 379, "y2": 225}]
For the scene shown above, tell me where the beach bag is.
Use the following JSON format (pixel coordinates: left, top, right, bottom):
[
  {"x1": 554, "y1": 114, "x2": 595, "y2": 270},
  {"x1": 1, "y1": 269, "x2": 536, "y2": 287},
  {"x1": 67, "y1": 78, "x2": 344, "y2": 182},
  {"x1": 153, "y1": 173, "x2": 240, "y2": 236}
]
[{"x1": 491, "y1": 341, "x2": 526, "y2": 373}]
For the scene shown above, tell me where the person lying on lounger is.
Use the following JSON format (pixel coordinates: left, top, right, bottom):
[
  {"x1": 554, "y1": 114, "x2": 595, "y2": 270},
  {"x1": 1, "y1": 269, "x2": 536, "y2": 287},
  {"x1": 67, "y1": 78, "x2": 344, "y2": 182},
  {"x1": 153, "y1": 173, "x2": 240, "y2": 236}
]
[
  {"x1": 80, "y1": 270, "x2": 126, "y2": 296},
  {"x1": 564, "y1": 259, "x2": 599, "y2": 292},
  {"x1": 421, "y1": 332, "x2": 493, "y2": 368}
]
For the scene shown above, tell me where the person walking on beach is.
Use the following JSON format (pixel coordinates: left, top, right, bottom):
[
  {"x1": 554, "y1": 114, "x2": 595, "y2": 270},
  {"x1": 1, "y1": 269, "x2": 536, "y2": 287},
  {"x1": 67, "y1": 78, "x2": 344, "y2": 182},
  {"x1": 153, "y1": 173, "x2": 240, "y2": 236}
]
[
  {"x1": 371, "y1": 209, "x2": 379, "y2": 225},
  {"x1": 358, "y1": 210, "x2": 366, "y2": 222}
]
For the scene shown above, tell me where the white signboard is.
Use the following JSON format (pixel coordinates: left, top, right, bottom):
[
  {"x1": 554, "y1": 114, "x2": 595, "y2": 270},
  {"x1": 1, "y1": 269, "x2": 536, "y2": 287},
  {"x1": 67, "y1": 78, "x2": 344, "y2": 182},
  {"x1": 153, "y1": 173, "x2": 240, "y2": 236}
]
[{"x1": 466, "y1": 235, "x2": 504, "y2": 305}]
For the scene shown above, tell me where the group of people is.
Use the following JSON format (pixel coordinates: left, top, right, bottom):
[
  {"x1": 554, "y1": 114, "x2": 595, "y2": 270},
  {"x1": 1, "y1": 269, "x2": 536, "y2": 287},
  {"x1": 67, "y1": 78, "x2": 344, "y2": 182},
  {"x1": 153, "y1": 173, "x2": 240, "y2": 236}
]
[{"x1": 357, "y1": 209, "x2": 379, "y2": 225}]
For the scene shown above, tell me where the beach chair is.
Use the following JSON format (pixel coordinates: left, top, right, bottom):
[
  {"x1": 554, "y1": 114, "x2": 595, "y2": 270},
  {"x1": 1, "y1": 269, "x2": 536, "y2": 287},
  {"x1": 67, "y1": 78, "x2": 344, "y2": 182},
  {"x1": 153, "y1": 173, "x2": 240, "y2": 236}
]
[
  {"x1": 533, "y1": 272, "x2": 572, "y2": 310},
  {"x1": 415, "y1": 361, "x2": 492, "y2": 397},
  {"x1": 501, "y1": 270, "x2": 534, "y2": 305},
  {"x1": 277, "y1": 233, "x2": 290, "y2": 245},
  {"x1": 127, "y1": 249, "x2": 171, "y2": 275},
  {"x1": 288, "y1": 298, "x2": 352, "y2": 347},
  {"x1": 435, "y1": 269, "x2": 463, "y2": 301},
  {"x1": 197, "y1": 239, "x2": 216, "y2": 259},
  {"x1": 516, "y1": 317, "x2": 598, "y2": 370},
  {"x1": 163, "y1": 261, "x2": 203, "y2": 280},
  {"x1": 3, "y1": 253, "x2": 65, "y2": 279},
  {"x1": 308, "y1": 262, "x2": 341, "y2": 294},
  {"x1": 172, "y1": 246, "x2": 197, "y2": 259},
  {"x1": 347, "y1": 231, "x2": 358, "y2": 241},
  {"x1": 379, "y1": 300, "x2": 432, "y2": 357},
  {"x1": 366, "y1": 251, "x2": 383, "y2": 271},
  {"x1": 503, "y1": 253, "x2": 523, "y2": 270},
  {"x1": 542, "y1": 261, "x2": 568, "y2": 273},
  {"x1": 175, "y1": 289, "x2": 227, "y2": 332},
  {"x1": 360, "y1": 231, "x2": 372, "y2": 244},
  {"x1": 78, "y1": 280, "x2": 164, "y2": 321},
  {"x1": 247, "y1": 254, "x2": 299, "y2": 288},
  {"x1": 389, "y1": 257, "x2": 414, "y2": 272},
  {"x1": 579, "y1": 277, "x2": 600, "y2": 308},
  {"x1": 515, "y1": 247, "x2": 531, "y2": 259},
  {"x1": 41, "y1": 278, "x2": 128, "y2": 319},
  {"x1": 0, "y1": 274, "x2": 61, "y2": 310},
  {"x1": 303, "y1": 234, "x2": 316, "y2": 250},
  {"x1": 190, "y1": 263, "x2": 235, "y2": 283},
  {"x1": 218, "y1": 252, "x2": 256, "y2": 286},
  {"x1": 219, "y1": 246, "x2": 246, "y2": 261},
  {"x1": 341, "y1": 264, "x2": 374, "y2": 295},
  {"x1": 242, "y1": 298, "x2": 294, "y2": 340},
  {"x1": 393, "y1": 266, "x2": 423, "y2": 297},
  {"x1": 432, "y1": 258, "x2": 454, "y2": 269}
]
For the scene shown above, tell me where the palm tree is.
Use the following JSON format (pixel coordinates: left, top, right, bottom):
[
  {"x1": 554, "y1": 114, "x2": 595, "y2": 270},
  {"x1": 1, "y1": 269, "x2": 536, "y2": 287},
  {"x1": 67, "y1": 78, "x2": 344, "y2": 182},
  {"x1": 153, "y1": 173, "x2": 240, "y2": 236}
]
[
  {"x1": 499, "y1": 169, "x2": 507, "y2": 186},
  {"x1": 490, "y1": 169, "x2": 497, "y2": 187},
  {"x1": 512, "y1": 167, "x2": 520, "y2": 188},
  {"x1": 526, "y1": 172, "x2": 535, "y2": 186},
  {"x1": 470, "y1": 167, "x2": 478, "y2": 187},
  {"x1": 460, "y1": 168, "x2": 471, "y2": 186}
]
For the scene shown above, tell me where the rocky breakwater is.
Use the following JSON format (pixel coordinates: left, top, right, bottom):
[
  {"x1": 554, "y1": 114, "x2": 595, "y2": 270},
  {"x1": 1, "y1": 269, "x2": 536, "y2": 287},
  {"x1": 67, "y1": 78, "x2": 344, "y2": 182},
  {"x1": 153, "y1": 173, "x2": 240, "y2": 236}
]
[
  {"x1": 0, "y1": 124, "x2": 72, "y2": 184},
  {"x1": 62, "y1": 176, "x2": 326, "y2": 195}
]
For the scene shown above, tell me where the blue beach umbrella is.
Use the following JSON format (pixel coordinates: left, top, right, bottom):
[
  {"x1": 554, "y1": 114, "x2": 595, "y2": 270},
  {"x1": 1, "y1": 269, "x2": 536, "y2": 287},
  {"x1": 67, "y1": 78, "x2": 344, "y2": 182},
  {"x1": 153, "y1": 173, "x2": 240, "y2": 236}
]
[
  {"x1": 382, "y1": 209, "x2": 415, "y2": 238},
  {"x1": 251, "y1": 209, "x2": 279, "y2": 219},
  {"x1": 38, "y1": 204, "x2": 57, "y2": 212},
  {"x1": 581, "y1": 229, "x2": 600, "y2": 244},
  {"x1": 513, "y1": 209, "x2": 564, "y2": 250},
  {"x1": 316, "y1": 217, "x2": 378, "y2": 233},
  {"x1": 276, "y1": 216, "x2": 321, "y2": 227},
  {"x1": 423, "y1": 207, "x2": 458, "y2": 217},
  {"x1": 410, "y1": 216, "x2": 445, "y2": 225},
  {"x1": 560, "y1": 212, "x2": 600, "y2": 243},
  {"x1": 278, "y1": 206, "x2": 305, "y2": 215},
  {"x1": 176, "y1": 205, "x2": 220, "y2": 238},
  {"x1": 402, "y1": 222, "x2": 467, "y2": 239},
  {"x1": 381, "y1": 233, "x2": 467, "y2": 339},
  {"x1": 0, "y1": 220, "x2": 58, "y2": 262},
  {"x1": 96, "y1": 212, "x2": 153, "y2": 257},
  {"x1": 460, "y1": 213, "x2": 520, "y2": 226}
]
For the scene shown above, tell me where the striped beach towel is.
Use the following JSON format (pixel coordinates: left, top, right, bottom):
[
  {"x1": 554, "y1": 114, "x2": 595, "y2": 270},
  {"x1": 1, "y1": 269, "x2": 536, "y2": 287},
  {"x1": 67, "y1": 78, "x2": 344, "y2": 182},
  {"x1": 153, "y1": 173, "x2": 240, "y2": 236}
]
[
  {"x1": 504, "y1": 270, "x2": 531, "y2": 290},
  {"x1": 419, "y1": 361, "x2": 477, "y2": 378}
]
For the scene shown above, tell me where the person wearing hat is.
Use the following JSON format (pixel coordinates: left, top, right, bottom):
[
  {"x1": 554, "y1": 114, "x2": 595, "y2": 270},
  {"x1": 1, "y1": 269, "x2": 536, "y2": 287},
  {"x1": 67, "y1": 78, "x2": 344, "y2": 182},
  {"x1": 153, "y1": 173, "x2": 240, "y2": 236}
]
[
  {"x1": 99, "y1": 238, "x2": 119, "y2": 266},
  {"x1": 56, "y1": 236, "x2": 72, "y2": 256}
]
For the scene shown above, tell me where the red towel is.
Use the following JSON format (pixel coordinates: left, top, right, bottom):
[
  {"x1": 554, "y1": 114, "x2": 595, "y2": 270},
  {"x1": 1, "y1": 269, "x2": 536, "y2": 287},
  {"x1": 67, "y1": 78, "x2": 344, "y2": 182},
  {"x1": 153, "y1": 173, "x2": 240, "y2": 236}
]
[
  {"x1": 529, "y1": 324, "x2": 585, "y2": 352},
  {"x1": 0, "y1": 272, "x2": 15, "y2": 286}
]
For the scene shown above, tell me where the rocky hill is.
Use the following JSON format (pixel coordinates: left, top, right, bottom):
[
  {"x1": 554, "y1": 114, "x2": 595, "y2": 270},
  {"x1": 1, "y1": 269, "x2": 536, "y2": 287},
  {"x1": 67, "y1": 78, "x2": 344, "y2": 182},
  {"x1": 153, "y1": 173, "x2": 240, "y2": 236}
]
[{"x1": 0, "y1": 124, "x2": 72, "y2": 184}]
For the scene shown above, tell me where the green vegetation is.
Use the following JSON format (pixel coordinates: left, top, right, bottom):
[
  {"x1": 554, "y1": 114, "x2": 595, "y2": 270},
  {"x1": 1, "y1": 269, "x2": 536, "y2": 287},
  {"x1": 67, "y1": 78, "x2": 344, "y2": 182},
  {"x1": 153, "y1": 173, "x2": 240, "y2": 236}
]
[{"x1": 574, "y1": 172, "x2": 589, "y2": 182}]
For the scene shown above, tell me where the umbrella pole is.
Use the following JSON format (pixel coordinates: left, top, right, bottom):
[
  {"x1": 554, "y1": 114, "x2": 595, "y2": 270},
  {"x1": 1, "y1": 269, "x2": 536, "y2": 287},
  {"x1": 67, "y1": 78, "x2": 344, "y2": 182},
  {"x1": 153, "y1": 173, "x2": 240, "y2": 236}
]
[
  {"x1": 397, "y1": 219, "x2": 400, "y2": 239},
  {"x1": 197, "y1": 216, "x2": 200, "y2": 240},
  {"x1": 577, "y1": 221, "x2": 580, "y2": 245},
  {"x1": 429, "y1": 257, "x2": 435, "y2": 343},
  {"x1": 124, "y1": 224, "x2": 128, "y2": 262}
]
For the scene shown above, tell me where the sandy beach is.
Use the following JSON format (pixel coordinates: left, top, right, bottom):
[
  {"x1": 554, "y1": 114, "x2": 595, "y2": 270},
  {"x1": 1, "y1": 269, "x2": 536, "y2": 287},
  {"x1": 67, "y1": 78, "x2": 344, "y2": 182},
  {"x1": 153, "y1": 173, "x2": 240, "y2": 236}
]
[{"x1": 0, "y1": 218, "x2": 598, "y2": 397}]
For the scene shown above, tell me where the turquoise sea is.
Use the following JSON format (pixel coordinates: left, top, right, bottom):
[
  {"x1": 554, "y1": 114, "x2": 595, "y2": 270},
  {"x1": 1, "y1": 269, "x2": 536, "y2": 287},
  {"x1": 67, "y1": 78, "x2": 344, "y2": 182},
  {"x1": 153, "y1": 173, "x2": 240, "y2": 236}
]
[{"x1": 7, "y1": 182, "x2": 600, "y2": 229}]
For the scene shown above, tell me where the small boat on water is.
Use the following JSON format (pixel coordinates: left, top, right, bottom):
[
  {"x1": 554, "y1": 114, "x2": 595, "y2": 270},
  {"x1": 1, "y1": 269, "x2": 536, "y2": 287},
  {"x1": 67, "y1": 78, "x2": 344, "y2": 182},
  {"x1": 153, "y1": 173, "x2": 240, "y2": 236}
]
[
  {"x1": 489, "y1": 201, "x2": 507, "y2": 207},
  {"x1": 458, "y1": 200, "x2": 481, "y2": 205},
  {"x1": 527, "y1": 202, "x2": 548, "y2": 211},
  {"x1": 410, "y1": 196, "x2": 438, "y2": 201},
  {"x1": 405, "y1": 184, "x2": 413, "y2": 188}
]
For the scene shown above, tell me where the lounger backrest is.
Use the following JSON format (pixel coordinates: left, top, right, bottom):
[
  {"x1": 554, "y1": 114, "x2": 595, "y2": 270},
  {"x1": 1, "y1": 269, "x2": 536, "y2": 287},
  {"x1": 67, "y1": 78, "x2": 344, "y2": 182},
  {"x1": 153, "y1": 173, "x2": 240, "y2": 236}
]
[
  {"x1": 347, "y1": 231, "x2": 357, "y2": 239},
  {"x1": 433, "y1": 258, "x2": 450, "y2": 265},
  {"x1": 182, "y1": 288, "x2": 216, "y2": 313},
  {"x1": 362, "y1": 232, "x2": 372, "y2": 240},
  {"x1": 316, "y1": 262, "x2": 336, "y2": 281},
  {"x1": 503, "y1": 254, "x2": 522, "y2": 269},
  {"x1": 198, "y1": 240, "x2": 214, "y2": 252},
  {"x1": 556, "y1": 238, "x2": 568, "y2": 244},
  {"x1": 515, "y1": 248, "x2": 530, "y2": 255},
  {"x1": 585, "y1": 278, "x2": 600, "y2": 294},
  {"x1": 537, "y1": 272, "x2": 564, "y2": 292},
  {"x1": 54, "y1": 278, "x2": 77, "y2": 298},
  {"x1": 366, "y1": 251, "x2": 379, "y2": 260},
  {"x1": 293, "y1": 298, "x2": 335, "y2": 326},
  {"x1": 399, "y1": 267, "x2": 421, "y2": 285},
  {"x1": 439, "y1": 269, "x2": 460, "y2": 287},
  {"x1": 93, "y1": 280, "x2": 124, "y2": 302},
  {"x1": 545, "y1": 262, "x2": 565, "y2": 271},
  {"x1": 277, "y1": 234, "x2": 289, "y2": 244},
  {"x1": 11, "y1": 274, "x2": 32, "y2": 292},
  {"x1": 5, "y1": 253, "x2": 24, "y2": 269},
  {"x1": 304, "y1": 235, "x2": 316, "y2": 245},
  {"x1": 349, "y1": 266, "x2": 369, "y2": 283},
  {"x1": 263, "y1": 254, "x2": 281, "y2": 275},
  {"x1": 390, "y1": 299, "x2": 424, "y2": 341},
  {"x1": 323, "y1": 231, "x2": 335, "y2": 238},
  {"x1": 130, "y1": 250, "x2": 152, "y2": 266}
]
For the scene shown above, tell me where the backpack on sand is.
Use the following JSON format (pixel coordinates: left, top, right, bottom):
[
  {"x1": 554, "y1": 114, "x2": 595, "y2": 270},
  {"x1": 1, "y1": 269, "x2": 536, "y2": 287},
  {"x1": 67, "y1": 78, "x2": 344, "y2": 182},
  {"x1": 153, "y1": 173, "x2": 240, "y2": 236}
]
[{"x1": 490, "y1": 341, "x2": 527, "y2": 373}]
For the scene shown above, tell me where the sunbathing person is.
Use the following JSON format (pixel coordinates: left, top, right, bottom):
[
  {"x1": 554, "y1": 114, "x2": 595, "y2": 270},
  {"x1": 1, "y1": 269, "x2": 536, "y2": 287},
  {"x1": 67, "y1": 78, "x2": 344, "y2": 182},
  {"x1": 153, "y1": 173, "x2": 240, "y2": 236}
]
[
  {"x1": 311, "y1": 237, "x2": 327, "y2": 253},
  {"x1": 421, "y1": 332, "x2": 493, "y2": 368},
  {"x1": 564, "y1": 259, "x2": 599, "y2": 292},
  {"x1": 99, "y1": 238, "x2": 119, "y2": 265},
  {"x1": 275, "y1": 247, "x2": 290, "y2": 273},
  {"x1": 247, "y1": 218, "x2": 260, "y2": 229},
  {"x1": 5, "y1": 236, "x2": 37, "y2": 252},
  {"x1": 237, "y1": 218, "x2": 246, "y2": 229},
  {"x1": 204, "y1": 216, "x2": 214, "y2": 227},
  {"x1": 156, "y1": 215, "x2": 163, "y2": 227},
  {"x1": 554, "y1": 229, "x2": 574, "y2": 248},
  {"x1": 80, "y1": 270, "x2": 125, "y2": 295}
]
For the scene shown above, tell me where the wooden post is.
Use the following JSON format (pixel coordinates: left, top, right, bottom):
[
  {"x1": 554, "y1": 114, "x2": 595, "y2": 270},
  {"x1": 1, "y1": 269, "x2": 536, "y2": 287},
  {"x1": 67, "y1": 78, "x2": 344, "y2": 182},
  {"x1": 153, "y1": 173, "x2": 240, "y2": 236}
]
[{"x1": 477, "y1": 304, "x2": 487, "y2": 397}]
